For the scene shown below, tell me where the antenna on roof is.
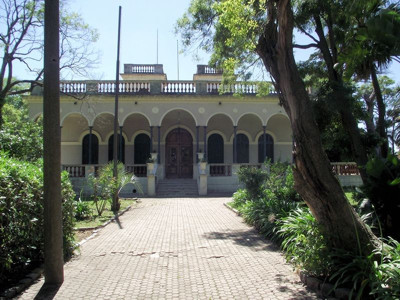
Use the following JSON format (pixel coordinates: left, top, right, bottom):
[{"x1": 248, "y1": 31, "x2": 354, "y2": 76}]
[
  {"x1": 177, "y1": 40, "x2": 180, "y2": 80},
  {"x1": 156, "y1": 29, "x2": 159, "y2": 64}
]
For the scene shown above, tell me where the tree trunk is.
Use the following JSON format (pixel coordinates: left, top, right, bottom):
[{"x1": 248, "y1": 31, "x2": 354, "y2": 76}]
[
  {"x1": 43, "y1": 0, "x2": 64, "y2": 284},
  {"x1": 370, "y1": 65, "x2": 389, "y2": 157},
  {"x1": 257, "y1": 0, "x2": 379, "y2": 254},
  {"x1": 337, "y1": 104, "x2": 369, "y2": 181},
  {"x1": 0, "y1": 97, "x2": 4, "y2": 128},
  {"x1": 313, "y1": 14, "x2": 369, "y2": 182}
]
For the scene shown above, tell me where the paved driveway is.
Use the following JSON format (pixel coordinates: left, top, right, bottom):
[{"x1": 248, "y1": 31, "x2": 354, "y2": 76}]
[{"x1": 18, "y1": 197, "x2": 317, "y2": 299}]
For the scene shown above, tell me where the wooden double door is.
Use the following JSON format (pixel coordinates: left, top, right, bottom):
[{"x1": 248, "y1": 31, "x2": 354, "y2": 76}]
[{"x1": 166, "y1": 128, "x2": 193, "y2": 178}]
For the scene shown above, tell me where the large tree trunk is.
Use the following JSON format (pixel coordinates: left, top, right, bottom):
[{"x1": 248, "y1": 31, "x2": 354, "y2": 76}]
[
  {"x1": 257, "y1": 0, "x2": 379, "y2": 254},
  {"x1": 370, "y1": 65, "x2": 389, "y2": 157},
  {"x1": 43, "y1": 0, "x2": 64, "y2": 284}
]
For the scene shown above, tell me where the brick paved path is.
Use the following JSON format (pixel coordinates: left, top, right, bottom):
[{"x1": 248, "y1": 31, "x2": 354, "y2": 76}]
[{"x1": 18, "y1": 197, "x2": 317, "y2": 299}]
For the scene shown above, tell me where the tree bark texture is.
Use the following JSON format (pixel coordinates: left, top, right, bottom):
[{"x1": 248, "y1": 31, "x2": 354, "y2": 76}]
[
  {"x1": 43, "y1": 0, "x2": 64, "y2": 284},
  {"x1": 257, "y1": 0, "x2": 379, "y2": 254}
]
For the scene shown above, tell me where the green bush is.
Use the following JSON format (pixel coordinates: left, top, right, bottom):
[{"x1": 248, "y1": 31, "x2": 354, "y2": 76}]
[
  {"x1": 362, "y1": 154, "x2": 400, "y2": 240},
  {"x1": 278, "y1": 207, "x2": 332, "y2": 277},
  {"x1": 88, "y1": 161, "x2": 140, "y2": 215},
  {"x1": 234, "y1": 161, "x2": 300, "y2": 241},
  {"x1": 0, "y1": 153, "x2": 76, "y2": 283},
  {"x1": 329, "y1": 238, "x2": 400, "y2": 300},
  {"x1": 370, "y1": 238, "x2": 400, "y2": 299},
  {"x1": 74, "y1": 198, "x2": 92, "y2": 220},
  {"x1": 231, "y1": 188, "x2": 249, "y2": 208},
  {"x1": 0, "y1": 103, "x2": 43, "y2": 162},
  {"x1": 236, "y1": 166, "x2": 267, "y2": 200}
]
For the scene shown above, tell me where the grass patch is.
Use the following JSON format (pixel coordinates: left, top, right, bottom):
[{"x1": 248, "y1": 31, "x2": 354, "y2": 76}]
[{"x1": 75, "y1": 198, "x2": 137, "y2": 229}]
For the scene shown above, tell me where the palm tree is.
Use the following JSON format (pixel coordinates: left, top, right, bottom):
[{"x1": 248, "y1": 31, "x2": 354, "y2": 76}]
[{"x1": 343, "y1": 3, "x2": 400, "y2": 157}]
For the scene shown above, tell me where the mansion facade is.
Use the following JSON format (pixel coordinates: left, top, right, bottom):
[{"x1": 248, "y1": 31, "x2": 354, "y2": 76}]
[{"x1": 28, "y1": 64, "x2": 294, "y2": 196}]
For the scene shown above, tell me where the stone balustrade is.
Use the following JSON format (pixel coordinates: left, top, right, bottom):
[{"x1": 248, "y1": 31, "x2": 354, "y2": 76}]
[
  {"x1": 32, "y1": 80, "x2": 277, "y2": 97},
  {"x1": 209, "y1": 164, "x2": 232, "y2": 176}
]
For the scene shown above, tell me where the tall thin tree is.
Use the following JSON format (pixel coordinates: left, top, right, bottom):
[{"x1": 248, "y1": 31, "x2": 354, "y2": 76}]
[{"x1": 43, "y1": 0, "x2": 63, "y2": 283}]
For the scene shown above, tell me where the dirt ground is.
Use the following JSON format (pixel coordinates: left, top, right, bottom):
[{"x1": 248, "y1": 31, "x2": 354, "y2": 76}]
[{"x1": 75, "y1": 229, "x2": 94, "y2": 243}]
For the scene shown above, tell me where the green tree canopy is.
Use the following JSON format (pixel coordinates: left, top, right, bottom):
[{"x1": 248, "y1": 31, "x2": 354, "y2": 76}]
[{"x1": 0, "y1": 0, "x2": 99, "y2": 126}]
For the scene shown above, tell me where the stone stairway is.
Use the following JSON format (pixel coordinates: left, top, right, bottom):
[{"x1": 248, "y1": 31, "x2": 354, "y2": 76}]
[{"x1": 156, "y1": 179, "x2": 198, "y2": 197}]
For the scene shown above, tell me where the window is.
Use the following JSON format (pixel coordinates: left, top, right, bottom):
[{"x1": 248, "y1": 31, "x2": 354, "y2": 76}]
[
  {"x1": 234, "y1": 133, "x2": 249, "y2": 163},
  {"x1": 207, "y1": 134, "x2": 224, "y2": 163},
  {"x1": 108, "y1": 134, "x2": 125, "y2": 163},
  {"x1": 82, "y1": 134, "x2": 98, "y2": 164},
  {"x1": 134, "y1": 134, "x2": 150, "y2": 164},
  {"x1": 258, "y1": 133, "x2": 274, "y2": 163}
]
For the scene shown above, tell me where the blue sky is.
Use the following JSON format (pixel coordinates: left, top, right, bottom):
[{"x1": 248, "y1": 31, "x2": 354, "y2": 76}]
[{"x1": 12, "y1": 0, "x2": 400, "y2": 83}]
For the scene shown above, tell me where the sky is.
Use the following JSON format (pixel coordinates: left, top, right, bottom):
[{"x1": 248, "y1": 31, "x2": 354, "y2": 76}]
[{"x1": 12, "y1": 0, "x2": 400, "y2": 83}]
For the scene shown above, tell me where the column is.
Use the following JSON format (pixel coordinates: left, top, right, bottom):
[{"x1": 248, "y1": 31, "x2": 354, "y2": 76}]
[
  {"x1": 157, "y1": 126, "x2": 161, "y2": 164},
  {"x1": 196, "y1": 126, "x2": 199, "y2": 162},
  {"x1": 263, "y1": 125, "x2": 267, "y2": 162},
  {"x1": 203, "y1": 126, "x2": 207, "y2": 159},
  {"x1": 119, "y1": 126, "x2": 123, "y2": 162},
  {"x1": 150, "y1": 126, "x2": 154, "y2": 153},
  {"x1": 233, "y1": 125, "x2": 237, "y2": 163},
  {"x1": 88, "y1": 126, "x2": 93, "y2": 164}
]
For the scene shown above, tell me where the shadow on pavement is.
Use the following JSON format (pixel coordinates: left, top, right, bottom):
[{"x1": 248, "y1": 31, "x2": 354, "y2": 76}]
[
  {"x1": 203, "y1": 229, "x2": 280, "y2": 251},
  {"x1": 113, "y1": 214, "x2": 123, "y2": 229},
  {"x1": 33, "y1": 283, "x2": 61, "y2": 300}
]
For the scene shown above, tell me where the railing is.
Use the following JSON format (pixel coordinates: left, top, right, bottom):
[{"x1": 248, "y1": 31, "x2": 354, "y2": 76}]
[
  {"x1": 48, "y1": 80, "x2": 279, "y2": 96},
  {"x1": 60, "y1": 82, "x2": 87, "y2": 93},
  {"x1": 331, "y1": 162, "x2": 360, "y2": 176},
  {"x1": 209, "y1": 164, "x2": 232, "y2": 176},
  {"x1": 207, "y1": 82, "x2": 258, "y2": 94},
  {"x1": 63, "y1": 165, "x2": 85, "y2": 178},
  {"x1": 131, "y1": 65, "x2": 154, "y2": 73},
  {"x1": 197, "y1": 65, "x2": 222, "y2": 74},
  {"x1": 98, "y1": 81, "x2": 150, "y2": 93},
  {"x1": 126, "y1": 164, "x2": 147, "y2": 177},
  {"x1": 161, "y1": 81, "x2": 196, "y2": 94},
  {"x1": 63, "y1": 164, "x2": 148, "y2": 178},
  {"x1": 124, "y1": 64, "x2": 164, "y2": 74}
]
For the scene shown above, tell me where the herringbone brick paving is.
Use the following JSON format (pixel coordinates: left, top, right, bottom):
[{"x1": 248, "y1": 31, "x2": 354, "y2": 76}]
[{"x1": 18, "y1": 197, "x2": 318, "y2": 299}]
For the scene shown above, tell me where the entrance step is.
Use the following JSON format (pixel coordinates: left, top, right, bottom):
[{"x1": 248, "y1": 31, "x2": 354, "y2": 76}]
[{"x1": 157, "y1": 179, "x2": 198, "y2": 197}]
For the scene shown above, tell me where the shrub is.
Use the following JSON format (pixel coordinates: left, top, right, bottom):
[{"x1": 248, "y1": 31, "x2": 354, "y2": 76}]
[
  {"x1": 235, "y1": 161, "x2": 300, "y2": 241},
  {"x1": 231, "y1": 188, "x2": 249, "y2": 209},
  {"x1": 362, "y1": 154, "x2": 400, "y2": 240},
  {"x1": 88, "y1": 161, "x2": 140, "y2": 215},
  {"x1": 0, "y1": 103, "x2": 43, "y2": 162},
  {"x1": 278, "y1": 207, "x2": 332, "y2": 277},
  {"x1": 236, "y1": 166, "x2": 267, "y2": 200},
  {"x1": 0, "y1": 153, "x2": 76, "y2": 283},
  {"x1": 370, "y1": 238, "x2": 400, "y2": 299},
  {"x1": 74, "y1": 197, "x2": 92, "y2": 221}
]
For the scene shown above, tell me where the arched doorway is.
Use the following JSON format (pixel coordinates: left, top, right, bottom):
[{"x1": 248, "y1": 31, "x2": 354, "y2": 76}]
[
  {"x1": 234, "y1": 133, "x2": 249, "y2": 163},
  {"x1": 134, "y1": 134, "x2": 151, "y2": 164},
  {"x1": 108, "y1": 134, "x2": 125, "y2": 163},
  {"x1": 208, "y1": 133, "x2": 224, "y2": 163},
  {"x1": 258, "y1": 133, "x2": 274, "y2": 163},
  {"x1": 165, "y1": 128, "x2": 193, "y2": 178},
  {"x1": 82, "y1": 134, "x2": 99, "y2": 164}
]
